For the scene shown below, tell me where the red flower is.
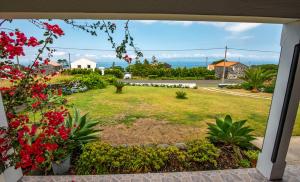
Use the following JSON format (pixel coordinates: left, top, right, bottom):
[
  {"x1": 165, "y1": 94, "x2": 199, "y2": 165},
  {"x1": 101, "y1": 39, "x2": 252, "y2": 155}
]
[
  {"x1": 57, "y1": 88, "x2": 62, "y2": 96},
  {"x1": 27, "y1": 37, "x2": 39, "y2": 47},
  {"x1": 33, "y1": 60, "x2": 39, "y2": 68},
  {"x1": 124, "y1": 54, "x2": 132, "y2": 64},
  {"x1": 35, "y1": 155, "x2": 45, "y2": 163},
  {"x1": 58, "y1": 126, "x2": 70, "y2": 141},
  {"x1": 44, "y1": 59, "x2": 50, "y2": 65},
  {"x1": 31, "y1": 101, "x2": 41, "y2": 109},
  {"x1": 44, "y1": 23, "x2": 64, "y2": 36},
  {"x1": 9, "y1": 120, "x2": 20, "y2": 129},
  {"x1": 44, "y1": 143, "x2": 58, "y2": 151}
]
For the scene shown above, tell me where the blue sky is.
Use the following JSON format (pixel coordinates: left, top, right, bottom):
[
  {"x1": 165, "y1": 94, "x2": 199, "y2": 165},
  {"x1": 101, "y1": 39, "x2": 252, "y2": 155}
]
[{"x1": 3, "y1": 20, "x2": 283, "y2": 66}]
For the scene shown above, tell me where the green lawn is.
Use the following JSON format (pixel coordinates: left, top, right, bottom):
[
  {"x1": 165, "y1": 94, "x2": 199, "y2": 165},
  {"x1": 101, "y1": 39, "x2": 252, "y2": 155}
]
[{"x1": 66, "y1": 86, "x2": 300, "y2": 137}]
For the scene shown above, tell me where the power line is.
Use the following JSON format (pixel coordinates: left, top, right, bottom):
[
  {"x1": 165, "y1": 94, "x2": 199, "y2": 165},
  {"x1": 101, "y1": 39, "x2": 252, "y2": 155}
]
[
  {"x1": 50, "y1": 46, "x2": 226, "y2": 52},
  {"x1": 228, "y1": 47, "x2": 279, "y2": 53},
  {"x1": 49, "y1": 46, "x2": 280, "y2": 53}
]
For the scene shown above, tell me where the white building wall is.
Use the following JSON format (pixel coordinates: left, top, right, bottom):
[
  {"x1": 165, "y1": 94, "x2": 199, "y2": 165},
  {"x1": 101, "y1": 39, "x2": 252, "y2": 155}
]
[{"x1": 71, "y1": 58, "x2": 97, "y2": 69}]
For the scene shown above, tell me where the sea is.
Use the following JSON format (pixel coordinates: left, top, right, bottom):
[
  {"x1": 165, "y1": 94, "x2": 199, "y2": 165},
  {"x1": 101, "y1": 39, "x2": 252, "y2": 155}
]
[{"x1": 95, "y1": 58, "x2": 278, "y2": 68}]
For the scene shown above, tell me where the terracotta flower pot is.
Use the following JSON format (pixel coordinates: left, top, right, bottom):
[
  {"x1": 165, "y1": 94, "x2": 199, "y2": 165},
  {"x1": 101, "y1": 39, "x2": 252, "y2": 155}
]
[{"x1": 52, "y1": 155, "x2": 71, "y2": 175}]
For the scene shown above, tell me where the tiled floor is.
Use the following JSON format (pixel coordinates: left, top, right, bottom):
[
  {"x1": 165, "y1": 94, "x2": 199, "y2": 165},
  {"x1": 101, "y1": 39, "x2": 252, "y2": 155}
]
[
  {"x1": 253, "y1": 137, "x2": 300, "y2": 165},
  {"x1": 21, "y1": 164, "x2": 300, "y2": 182}
]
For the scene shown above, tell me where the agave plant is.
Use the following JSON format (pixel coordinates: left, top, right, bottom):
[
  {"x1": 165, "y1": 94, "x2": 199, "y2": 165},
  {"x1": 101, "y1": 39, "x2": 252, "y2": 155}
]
[
  {"x1": 66, "y1": 108, "x2": 101, "y2": 147},
  {"x1": 113, "y1": 81, "x2": 126, "y2": 93},
  {"x1": 176, "y1": 90, "x2": 187, "y2": 99},
  {"x1": 207, "y1": 115, "x2": 255, "y2": 148},
  {"x1": 241, "y1": 67, "x2": 275, "y2": 93}
]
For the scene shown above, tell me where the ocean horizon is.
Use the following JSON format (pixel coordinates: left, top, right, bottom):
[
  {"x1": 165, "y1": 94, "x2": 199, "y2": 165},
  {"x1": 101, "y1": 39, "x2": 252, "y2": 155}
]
[{"x1": 95, "y1": 58, "x2": 278, "y2": 68}]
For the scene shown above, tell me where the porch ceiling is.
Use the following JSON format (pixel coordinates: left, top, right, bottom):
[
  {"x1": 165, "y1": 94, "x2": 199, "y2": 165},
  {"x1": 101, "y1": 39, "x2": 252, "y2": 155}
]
[{"x1": 1, "y1": 0, "x2": 300, "y2": 23}]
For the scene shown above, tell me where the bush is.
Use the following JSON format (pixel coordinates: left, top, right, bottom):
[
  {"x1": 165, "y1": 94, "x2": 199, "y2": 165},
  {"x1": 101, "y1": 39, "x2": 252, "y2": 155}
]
[
  {"x1": 204, "y1": 75, "x2": 217, "y2": 80},
  {"x1": 148, "y1": 75, "x2": 158, "y2": 79},
  {"x1": 244, "y1": 150, "x2": 259, "y2": 161},
  {"x1": 76, "y1": 73, "x2": 107, "y2": 89},
  {"x1": 101, "y1": 75, "x2": 118, "y2": 85},
  {"x1": 207, "y1": 115, "x2": 255, "y2": 148},
  {"x1": 226, "y1": 84, "x2": 242, "y2": 89},
  {"x1": 76, "y1": 140, "x2": 219, "y2": 174},
  {"x1": 127, "y1": 62, "x2": 215, "y2": 80},
  {"x1": 186, "y1": 140, "x2": 219, "y2": 168},
  {"x1": 176, "y1": 91, "x2": 187, "y2": 99},
  {"x1": 239, "y1": 159, "x2": 251, "y2": 168},
  {"x1": 262, "y1": 79, "x2": 276, "y2": 93},
  {"x1": 240, "y1": 82, "x2": 253, "y2": 90},
  {"x1": 62, "y1": 68, "x2": 93, "y2": 75},
  {"x1": 104, "y1": 69, "x2": 124, "y2": 79}
]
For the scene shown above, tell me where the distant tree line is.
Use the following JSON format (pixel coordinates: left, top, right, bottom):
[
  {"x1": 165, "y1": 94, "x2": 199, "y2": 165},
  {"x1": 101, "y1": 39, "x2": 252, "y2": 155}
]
[{"x1": 126, "y1": 57, "x2": 216, "y2": 80}]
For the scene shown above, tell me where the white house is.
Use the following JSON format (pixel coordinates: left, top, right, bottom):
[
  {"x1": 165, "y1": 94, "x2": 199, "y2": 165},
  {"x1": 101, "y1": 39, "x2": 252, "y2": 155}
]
[{"x1": 71, "y1": 58, "x2": 96, "y2": 70}]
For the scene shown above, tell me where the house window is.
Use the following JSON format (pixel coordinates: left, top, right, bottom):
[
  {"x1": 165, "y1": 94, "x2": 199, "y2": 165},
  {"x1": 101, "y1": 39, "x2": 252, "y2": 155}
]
[
  {"x1": 77, "y1": 65, "x2": 81, "y2": 68},
  {"x1": 87, "y1": 65, "x2": 91, "y2": 68}
]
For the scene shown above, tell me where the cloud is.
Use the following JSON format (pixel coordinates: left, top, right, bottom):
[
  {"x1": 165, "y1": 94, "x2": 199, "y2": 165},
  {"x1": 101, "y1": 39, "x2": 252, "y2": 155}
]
[
  {"x1": 52, "y1": 51, "x2": 66, "y2": 56},
  {"x1": 84, "y1": 54, "x2": 97, "y2": 58},
  {"x1": 136, "y1": 20, "x2": 158, "y2": 24},
  {"x1": 136, "y1": 20, "x2": 193, "y2": 26},
  {"x1": 226, "y1": 35, "x2": 254, "y2": 40},
  {"x1": 197, "y1": 22, "x2": 261, "y2": 33},
  {"x1": 162, "y1": 21, "x2": 194, "y2": 26},
  {"x1": 136, "y1": 20, "x2": 261, "y2": 33},
  {"x1": 224, "y1": 23, "x2": 261, "y2": 33}
]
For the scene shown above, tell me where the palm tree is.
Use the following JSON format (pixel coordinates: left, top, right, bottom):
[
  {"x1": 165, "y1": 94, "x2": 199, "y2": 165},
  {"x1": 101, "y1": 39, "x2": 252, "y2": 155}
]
[{"x1": 241, "y1": 67, "x2": 275, "y2": 93}]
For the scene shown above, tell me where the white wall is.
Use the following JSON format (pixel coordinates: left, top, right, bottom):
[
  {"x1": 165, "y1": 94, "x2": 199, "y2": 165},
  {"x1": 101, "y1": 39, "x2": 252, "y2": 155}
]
[{"x1": 71, "y1": 58, "x2": 96, "y2": 69}]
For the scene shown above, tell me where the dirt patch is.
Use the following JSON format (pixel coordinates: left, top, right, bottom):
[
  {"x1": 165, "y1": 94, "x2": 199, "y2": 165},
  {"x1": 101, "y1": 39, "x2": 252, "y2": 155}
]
[{"x1": 101, "y1": 118, "x2": 206, "y2": 145}]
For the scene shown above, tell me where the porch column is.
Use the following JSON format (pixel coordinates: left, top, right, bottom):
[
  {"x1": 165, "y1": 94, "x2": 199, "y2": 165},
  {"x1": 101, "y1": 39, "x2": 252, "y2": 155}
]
[
  {"x1": 256, "y1": 21, "x2": 300, "y2": 180},
  {"x1": 0, "y1": 93, "x2": 23, "y2": 182}
]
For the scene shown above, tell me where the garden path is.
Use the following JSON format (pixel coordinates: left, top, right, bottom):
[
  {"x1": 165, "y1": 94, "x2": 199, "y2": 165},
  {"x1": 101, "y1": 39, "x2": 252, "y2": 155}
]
[{"x1": 201, "y1": 87, "x2": 272, "y2": 100}]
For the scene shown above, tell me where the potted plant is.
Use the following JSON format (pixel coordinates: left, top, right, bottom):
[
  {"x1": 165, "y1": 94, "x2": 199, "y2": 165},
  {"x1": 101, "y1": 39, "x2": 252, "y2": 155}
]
[{"x1": 52, "y1": 148, "x2": 72, "y2": 175}]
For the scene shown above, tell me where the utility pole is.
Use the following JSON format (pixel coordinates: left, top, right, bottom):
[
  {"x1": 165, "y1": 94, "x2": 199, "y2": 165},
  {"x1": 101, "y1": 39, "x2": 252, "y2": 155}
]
[
  {"x1": 221, "y1": 45, "x2": 228, "y2": 84},
  {"x1": 68, "y1": 53, "x2": 71, "y2": 69},
  {"x1": 205, "y1": 57, "x2": 208, "y2": 67}
]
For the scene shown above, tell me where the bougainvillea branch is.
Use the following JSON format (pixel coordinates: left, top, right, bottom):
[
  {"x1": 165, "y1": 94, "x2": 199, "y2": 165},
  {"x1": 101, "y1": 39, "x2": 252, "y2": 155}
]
[
  {"x1": 63, "y1": 19, "x2": 143, "y2": 61},
  {"x1": 0, "y1": 21, "x2": 75, "y2": 174}
]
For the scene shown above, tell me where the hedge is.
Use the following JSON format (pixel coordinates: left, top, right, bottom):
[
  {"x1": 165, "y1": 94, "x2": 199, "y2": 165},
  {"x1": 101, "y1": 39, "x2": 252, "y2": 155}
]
[{"x1": 76, "y1": 140, "x2": 220, "y2": 174}]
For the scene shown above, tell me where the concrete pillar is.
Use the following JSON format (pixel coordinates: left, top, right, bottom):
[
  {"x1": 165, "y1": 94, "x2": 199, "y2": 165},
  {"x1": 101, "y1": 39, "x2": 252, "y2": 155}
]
[
  {"x1": 256, "y1": 21, "x2": 300, "y2": 180},
  {"x1": 0, "y1": 93, "x2": 23, "y2": 182}
]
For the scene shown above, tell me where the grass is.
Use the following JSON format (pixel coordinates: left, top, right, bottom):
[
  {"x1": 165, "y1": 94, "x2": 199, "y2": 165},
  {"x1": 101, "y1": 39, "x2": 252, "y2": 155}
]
[
  {"x1": 48, "y1": 74, "x2": 75, "y2": 84},
  {"x1": 66, "y1": 86, "x2": 300, "y2": 137}
]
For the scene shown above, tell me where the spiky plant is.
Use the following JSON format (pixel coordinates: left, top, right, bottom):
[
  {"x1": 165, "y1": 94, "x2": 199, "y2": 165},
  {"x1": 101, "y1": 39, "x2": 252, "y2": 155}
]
[
  {"x1": 207, "y1": 115, "x2": 255, "y2": 148},
  {"x1": 176, "y1": 91, "x2": 187, "y2": 99},
  {"x1": 241, "y1": 67, "x2": 275, "y2": 93},
  {"x1": 113, "y1": 81, "x2": 125, "y2": 93},
  {"x1": 66, "y1": 108, "x2": 101, "y2": 147}
]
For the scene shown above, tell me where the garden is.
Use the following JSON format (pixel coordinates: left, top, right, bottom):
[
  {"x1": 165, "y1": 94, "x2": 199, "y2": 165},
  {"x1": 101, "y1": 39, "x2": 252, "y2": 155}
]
[{"x1": 1, "y1": 19, "x2": 299, "y2": 178}]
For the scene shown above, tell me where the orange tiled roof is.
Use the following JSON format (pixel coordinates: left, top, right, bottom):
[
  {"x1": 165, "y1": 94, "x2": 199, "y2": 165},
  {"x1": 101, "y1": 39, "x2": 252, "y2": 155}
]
[
  {"x1": 213, "y1": 61, "x2": 238, "y2": 67},
  {"x1": 47, "y1": 61, "x2": 61, "y2": 67}
]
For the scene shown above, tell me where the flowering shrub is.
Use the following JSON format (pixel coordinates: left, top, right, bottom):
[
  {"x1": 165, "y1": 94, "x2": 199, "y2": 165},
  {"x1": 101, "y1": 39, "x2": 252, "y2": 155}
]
[
  {"x1": 0, "y1": 128, "x2": 12, "y2": 173},
  {"x1": 0, "y1": 22, "x2": 76, "y2": 174}
]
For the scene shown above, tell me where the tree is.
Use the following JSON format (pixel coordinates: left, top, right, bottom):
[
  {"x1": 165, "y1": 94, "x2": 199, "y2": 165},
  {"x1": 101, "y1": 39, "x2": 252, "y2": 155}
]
[
  {"x1": 241, "y1": 67, "x2": 275, "y2": 92},
  {"x1": 111, "y1": 61, "x2": 115, "y2": 68},
  {"x1": 143, "y1": 59, "x2": 150, "y2": 65},
  {"x1": 57, "y1": 59, "x2": 69, "y2": 67},
  {"x1": 151, "y1": 56, "x2": 158, "y2": 64}
]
